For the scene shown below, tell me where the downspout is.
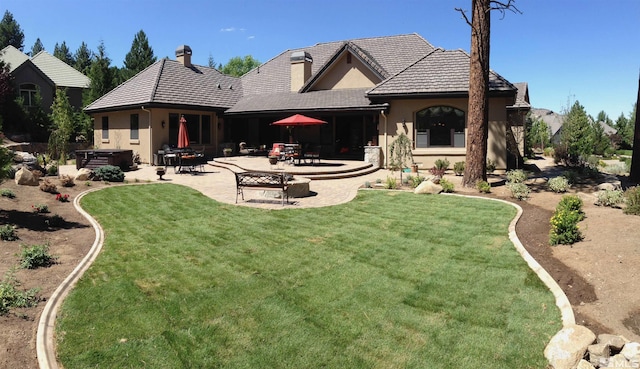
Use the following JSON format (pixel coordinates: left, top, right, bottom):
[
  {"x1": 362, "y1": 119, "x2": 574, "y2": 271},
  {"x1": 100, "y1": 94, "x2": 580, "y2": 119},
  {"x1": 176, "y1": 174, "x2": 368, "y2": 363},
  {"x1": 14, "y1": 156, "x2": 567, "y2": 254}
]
[
  {"x1": 381, "y1": 110, "x2": 388, "y2": 168},
  {"x1": 141, "y1": 106, "x2": 152, "y2": 165}
]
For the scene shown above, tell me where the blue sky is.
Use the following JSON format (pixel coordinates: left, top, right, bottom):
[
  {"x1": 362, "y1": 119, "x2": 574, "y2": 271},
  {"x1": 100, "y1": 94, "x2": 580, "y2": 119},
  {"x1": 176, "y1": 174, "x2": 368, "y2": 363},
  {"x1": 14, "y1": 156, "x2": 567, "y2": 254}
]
[{"x1": 3, "y1": 0, "x2": 639, "y2": 119}]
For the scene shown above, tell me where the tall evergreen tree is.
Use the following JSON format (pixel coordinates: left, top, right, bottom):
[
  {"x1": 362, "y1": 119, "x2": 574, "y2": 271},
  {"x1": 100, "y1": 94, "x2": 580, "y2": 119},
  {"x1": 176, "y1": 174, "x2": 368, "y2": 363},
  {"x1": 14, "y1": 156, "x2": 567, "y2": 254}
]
[
  {"x1": 29, "y1": 38, "x2": 45, "y2": 56},
  {"x1": 456, "y1": 1, "x2": 520, "y2": 186},
  {"x1": 0, "y1": 10, "x2": 24, "y2": 50},
  {"x1": 53, "y1": 41, "x2": 74, "y2": 65},
  {"x1": 122, "y1": 30, "x2": 156, "y2": 81},
  {"x1": 614, "y1": 113, "x2": 633, "y2": 149},
  {"x1": 74, "y1": 42, "x2": 93, "y2": 75},
  {"x1": 85, "y1": 41, "x2": 114, "y2": 105}
]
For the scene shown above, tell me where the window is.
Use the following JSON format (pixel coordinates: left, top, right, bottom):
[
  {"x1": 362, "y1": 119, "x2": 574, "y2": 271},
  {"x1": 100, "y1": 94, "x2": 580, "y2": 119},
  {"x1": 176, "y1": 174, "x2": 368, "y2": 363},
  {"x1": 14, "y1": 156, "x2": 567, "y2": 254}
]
[
  {"x1": 101, "y1": 116, "x2": 109, "y2": 140},
  {"x1": 130, "y1": 114, "x2": 139, "y2": 140},
  {"x1": 19, "y1": 83, "x2": 37, "y2": 106},
  {"x1": 201, "y1": 115, "x2": 211, "y2": 144},
  {"x1": 415, "y1": 106, "x2": 465, "y2": 148},
  {"x1": 169, "y1": 113, "x2": 212, "y2": 146}
]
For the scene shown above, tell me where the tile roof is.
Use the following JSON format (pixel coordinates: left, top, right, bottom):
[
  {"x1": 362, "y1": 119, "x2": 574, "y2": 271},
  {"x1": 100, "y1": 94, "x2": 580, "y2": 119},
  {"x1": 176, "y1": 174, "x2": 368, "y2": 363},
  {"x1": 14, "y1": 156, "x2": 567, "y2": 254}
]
[
  {"x1": 0, "y1": 45, "x2": 29, "y2": 73},
  {"x1": 85, "y1": 59, "x2": 242, "y2": 112},
  {"x1": 509, "y1": 82, "x2": 530, "y2": 109},
  {"x1": 367, "y1": 49, "x2": 516, "y2": 97},
  {"x1": 240, "y1": 33, "x2": 435, "y2": 96},
  {"x1": 31, "y1": 51, "x2": 91, "y2": 88},
  {"x1": 226, "y1": 88, "x2": 386, "y2": 115}
]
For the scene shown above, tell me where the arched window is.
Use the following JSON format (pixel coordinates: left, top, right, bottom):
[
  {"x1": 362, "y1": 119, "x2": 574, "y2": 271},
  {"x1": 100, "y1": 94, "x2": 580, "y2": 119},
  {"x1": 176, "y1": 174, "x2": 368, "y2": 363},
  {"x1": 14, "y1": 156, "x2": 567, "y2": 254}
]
[
  {"x1": 415, "y1": 106, "x2": 466, "y2": 148},
  {"x1": 19, "y1": 83, "x2": 38, "y2": 107}
]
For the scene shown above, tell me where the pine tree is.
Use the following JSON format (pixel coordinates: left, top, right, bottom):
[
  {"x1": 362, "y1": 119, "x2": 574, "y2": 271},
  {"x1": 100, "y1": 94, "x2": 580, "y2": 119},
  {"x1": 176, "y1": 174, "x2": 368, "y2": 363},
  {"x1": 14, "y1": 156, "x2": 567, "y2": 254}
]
[
  {"x1": 53, "y1": 41, "x2": 74, "y2": 65},
  {"x1": 74, "y1": 42, "x2": 93, "y2": 75},
  {"x1": 560, "y1": 100, "x2": 593, "y2": 165},
  {"x1": 85, "y1": 41, "x2": 114, "y2": 105},
  {"x1": 122, "y1": 30, "x2": 156, "y2": 81},
  {"x1": 0, "y1": 11, "x2": 24, "y2": 50},
  {"x1": 30, "y1": 38, "x2": 45, "y2": 56}
]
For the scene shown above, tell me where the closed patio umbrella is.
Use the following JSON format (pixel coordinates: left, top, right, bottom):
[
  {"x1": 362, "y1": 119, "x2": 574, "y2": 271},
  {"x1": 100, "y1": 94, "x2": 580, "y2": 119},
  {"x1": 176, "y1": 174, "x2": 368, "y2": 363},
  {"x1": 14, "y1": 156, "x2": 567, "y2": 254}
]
[{"x1": 178, "y1": 115, "x2": 190, "y2": 149}]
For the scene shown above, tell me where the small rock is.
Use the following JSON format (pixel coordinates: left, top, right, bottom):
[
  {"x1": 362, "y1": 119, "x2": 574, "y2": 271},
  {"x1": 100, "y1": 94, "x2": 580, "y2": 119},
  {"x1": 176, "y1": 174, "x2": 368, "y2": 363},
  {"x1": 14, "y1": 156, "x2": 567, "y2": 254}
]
[
  {"x1": 595, "y1": 182, "x2": 621, "y2": 191},
  {"x1": 597, "y1": 334, "x2": 628, "y2": 351},
  {"x1": 576, "y1": 359, "x2": 595, "y2": 369},
  {"x1": 587, "y1": 342, "x2": 610, "y2": 367},
  {"x1": 621, "y1": 342, "x2": 640, "y2": 362},
  {"x1": 608, "y1": 353, "x2": 631, "y2": 368},
  {"x1": 14, "y1": 168, "x2": 39, "y2": 186},
  {"x1": 75, "y1": 168, "x2": 93, "y2": 181},
  {"x1": 545, "y1": 324, "x2": 596, "y2": 369}
]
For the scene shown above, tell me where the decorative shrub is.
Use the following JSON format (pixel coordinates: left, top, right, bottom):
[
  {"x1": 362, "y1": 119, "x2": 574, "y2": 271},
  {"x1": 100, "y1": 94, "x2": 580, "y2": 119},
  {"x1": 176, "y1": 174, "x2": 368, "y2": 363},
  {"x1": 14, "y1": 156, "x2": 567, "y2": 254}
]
[
  {"x1": 557, "y1": 195, "x2": 585, "y2": 221},
  {"x1": 439, "y1": 178, "x2": 454, "y2": 193},
  {"x1": 363, "y1": 181, "x2": 372, "y2": 188},
  {"x1": 384, "y1": 176, "x2": 398, "y2": 189},
  {"x1": 0, "y1": 189, "x2": 16, "y2": 198},
  {"x1": 549, "y1": 209, "x2": 583, "y2": 245},
  {"x1": 429, "y1": 166, "x2": 446, "y2": 177},
  {"x1": 56, "y1": 194, "x2": 70, "y2": 202},
  {"x1": 506, "y1": 169, "x2": 527, "y2": 184},
  {"x1": 543, "y1": 147, "x2": 555, "y2": 157},
  {"x1": 39, "y1": 178, "x2": 58, "y2": 194},
  {"x1": 604, "y1": 163, "x2": 628, "y2": 175},
  {"x1": 453, "y1": 161, "x2": 465, "y2": 176},
  {"x1": 375, "y1": 178, "x2": 382, "y2": 184},
  {"x1": 476, "y1": 180, "x2": 491, "y2": 193},
  {"x1": 623, "y1": 186, "x2": 640, "y2": 215},
  {"x1": 486, "y1": 158, "x2": 496, "y2": 173},
  {"x1": 410, "y1": 175, "x2": 425, "y2": 188},
  {"x1": 93, "y1": 165, "x2": 125, "y2": 182},
  {"x1": 434, "y1": 158, "x2": 449, "y2": 171},
  {"x1": 0, "y1": 225, "x2": 18, "y2": 241},
  {"x1": 46, "y1": 164, "x2": 58, "y2": 176},
  {"x1": 32, "y1": 204, "x2": 49, "y2": 213},
  {"x1": 562, "y1": 170, "x2": 578, "y2": 185},
  {"x1": 507, "y1": 182, "x2": 530, "y2": 200},
  {"x1": 0, "y1": 270, "x2": 39, "y2": 316},
  {"x1": 547, "y1": 176, "x2": 570, "y2": 193},
  {"x1": 60, "y1": 174, "x2": 75, "y2": 187},
  {"x1": 20, "y1": 243, "x2": 57, "y2": 269},
  {"x1": 595, "y1": 189, "x2": 624, "y2": 207}
]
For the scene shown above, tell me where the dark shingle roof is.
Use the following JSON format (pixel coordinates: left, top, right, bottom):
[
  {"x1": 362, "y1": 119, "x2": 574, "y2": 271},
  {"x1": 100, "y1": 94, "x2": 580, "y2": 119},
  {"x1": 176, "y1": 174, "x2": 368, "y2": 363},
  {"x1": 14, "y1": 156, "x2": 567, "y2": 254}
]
[
  {"x1": 85, "y1": 59, "x2": 241, "y2": 112},
  {"x1": 226, "y1": 88, "x2": 386, "y2": 115},
  {"x1": 509, "y1": 82, "x2": 531, "y2": 109},
  {"x1": 240, "y1": 33, "x2": 435, "y2": 96},
  {"x1": 367, "y1": 49, "x2": 516, "y2": 97}
]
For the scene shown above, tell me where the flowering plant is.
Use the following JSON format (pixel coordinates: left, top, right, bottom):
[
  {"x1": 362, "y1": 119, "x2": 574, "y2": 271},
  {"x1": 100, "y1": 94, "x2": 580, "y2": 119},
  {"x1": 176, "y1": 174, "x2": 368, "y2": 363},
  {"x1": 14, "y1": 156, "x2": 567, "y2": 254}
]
[
  {"x1": 32, "y1": 204, "x2": 49, "y2": 213},
  {"x1": 56, "y1": 194, "x2": 70, "y2": 202}
]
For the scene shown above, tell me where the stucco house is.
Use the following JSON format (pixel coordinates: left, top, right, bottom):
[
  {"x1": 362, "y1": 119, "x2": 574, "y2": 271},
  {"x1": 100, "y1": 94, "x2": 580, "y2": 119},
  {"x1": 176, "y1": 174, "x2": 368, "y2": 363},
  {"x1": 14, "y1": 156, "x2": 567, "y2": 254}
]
[{"x1": 85, "y1": 33, "x2": 521, "y2": 170}]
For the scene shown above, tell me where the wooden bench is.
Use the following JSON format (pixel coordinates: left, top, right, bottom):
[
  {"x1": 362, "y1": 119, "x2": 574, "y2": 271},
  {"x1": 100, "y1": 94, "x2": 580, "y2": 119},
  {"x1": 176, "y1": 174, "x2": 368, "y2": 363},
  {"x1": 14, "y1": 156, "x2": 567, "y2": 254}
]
[{"x1": 235, "y1": 172, "x2": 289, "y2": 205}]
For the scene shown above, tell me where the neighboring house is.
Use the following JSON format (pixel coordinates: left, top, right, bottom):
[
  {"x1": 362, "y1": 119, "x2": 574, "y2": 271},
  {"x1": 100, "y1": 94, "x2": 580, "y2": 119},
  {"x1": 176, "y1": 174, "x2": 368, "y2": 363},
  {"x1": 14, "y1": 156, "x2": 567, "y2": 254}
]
[
  {"x1": 86, "y1": 34, "x2": 519, "y2": 169},
  {"x1": 0, "y1": 45, "x2": 91, "y2": 114},
  {"x1": 530, "y1": 107, "x2": 617, "y2": 147}
]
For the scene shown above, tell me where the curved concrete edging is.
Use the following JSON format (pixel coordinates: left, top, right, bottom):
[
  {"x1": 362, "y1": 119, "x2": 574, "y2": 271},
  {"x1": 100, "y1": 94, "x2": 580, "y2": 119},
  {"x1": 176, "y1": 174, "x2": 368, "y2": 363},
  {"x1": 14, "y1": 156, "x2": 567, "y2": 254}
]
[
  {"x1": 36, "y1": 187, "x2": 106, "y2": 369},
  {"x1": 446, "y1": 193, "x2": 575, "y2": 327}
]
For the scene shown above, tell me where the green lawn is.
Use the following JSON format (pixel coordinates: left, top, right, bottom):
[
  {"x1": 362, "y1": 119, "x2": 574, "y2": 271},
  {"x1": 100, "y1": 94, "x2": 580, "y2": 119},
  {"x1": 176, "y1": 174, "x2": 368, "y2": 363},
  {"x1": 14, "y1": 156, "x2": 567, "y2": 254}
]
[{"x1": 56, "y1": 184, "x2": 560, "y2": 369}]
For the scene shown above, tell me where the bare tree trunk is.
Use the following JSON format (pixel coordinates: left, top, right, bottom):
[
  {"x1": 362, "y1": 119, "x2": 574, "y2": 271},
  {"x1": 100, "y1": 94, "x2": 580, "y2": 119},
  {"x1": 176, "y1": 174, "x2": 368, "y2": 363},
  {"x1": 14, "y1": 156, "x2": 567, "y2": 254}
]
[
  {"x1": 629, "y1": 74, "x2": 640, "y2": 183},
  {"x1": 462, "y1": 0, "x2": 491, "y2": 187}
]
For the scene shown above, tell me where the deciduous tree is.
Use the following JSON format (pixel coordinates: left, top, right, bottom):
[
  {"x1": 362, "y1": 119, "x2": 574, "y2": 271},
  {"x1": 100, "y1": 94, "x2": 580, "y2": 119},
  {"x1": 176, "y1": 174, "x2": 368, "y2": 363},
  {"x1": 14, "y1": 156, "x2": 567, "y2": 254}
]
[
  {"x1": 0, "y1": 10, "x2": 24, "y2": 50},
  {"x1": 49, "y1": 88, "x2": 74, "y2": 161},
  {"x1": 221, "y1": 55, "x2": 261, "y2": 77},
  {"x1": 456, "y1": 0, "x2": 520, "y2": 187}
]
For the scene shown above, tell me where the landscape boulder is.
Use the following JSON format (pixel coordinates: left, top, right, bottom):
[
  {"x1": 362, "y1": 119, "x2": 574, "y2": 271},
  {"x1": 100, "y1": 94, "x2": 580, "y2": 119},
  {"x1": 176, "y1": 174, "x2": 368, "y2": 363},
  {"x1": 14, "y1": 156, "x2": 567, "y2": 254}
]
[
  {"x1": 14, "y1": 168, "x2": 39, "y2": 186},
  {"x1": 75, "y1": 168, "x2": 93, "y2": 181},
  {"x1": 544, "y1": 324, "x2": 596, "y2": 369},
  {"x1": 414, "y1": 180, "x2": 442, "y2": 195}
]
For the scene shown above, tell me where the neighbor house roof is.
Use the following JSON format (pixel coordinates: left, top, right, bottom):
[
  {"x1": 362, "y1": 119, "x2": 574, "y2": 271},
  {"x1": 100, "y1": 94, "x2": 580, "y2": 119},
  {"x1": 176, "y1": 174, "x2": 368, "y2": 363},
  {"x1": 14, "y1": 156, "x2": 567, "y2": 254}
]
[
  {"x1": 31, "y1": 51, "x2": 91, "y2": 88},
  {"x1": 85, "y1": 59, "x2": 242, "y2": 113},
  {"x1": 0, "y1": 45, "x2": 29, "y2": 73},
  {"x1": 367, "y1": 49, "x2": 516, "y2": 98}
]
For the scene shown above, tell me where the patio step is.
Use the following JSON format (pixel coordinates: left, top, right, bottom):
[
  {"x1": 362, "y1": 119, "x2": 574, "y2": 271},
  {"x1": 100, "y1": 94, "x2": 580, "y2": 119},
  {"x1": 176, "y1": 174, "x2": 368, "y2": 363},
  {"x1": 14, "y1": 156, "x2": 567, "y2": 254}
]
[{"x1": 209, "y1": 158, "x2": 380, "y2": 180}]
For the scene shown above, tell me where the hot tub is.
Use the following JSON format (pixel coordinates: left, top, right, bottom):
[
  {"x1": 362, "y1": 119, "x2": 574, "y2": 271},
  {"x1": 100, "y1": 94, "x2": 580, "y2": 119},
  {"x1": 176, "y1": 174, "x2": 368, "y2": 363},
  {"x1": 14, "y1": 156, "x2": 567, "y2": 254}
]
[{"x1": 75, "y1": 149, "x2": 134, "y2": 171}]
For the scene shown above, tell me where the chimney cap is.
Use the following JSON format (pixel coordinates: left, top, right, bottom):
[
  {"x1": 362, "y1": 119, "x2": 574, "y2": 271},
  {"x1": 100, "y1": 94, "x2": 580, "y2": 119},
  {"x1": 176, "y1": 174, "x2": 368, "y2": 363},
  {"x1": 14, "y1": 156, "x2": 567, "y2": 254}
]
[
  {"x1": 290, "y1": 51, "x2": 312, "y2": 62},
  {"x1": 176, "y1": 45, "x2": 192, "y2": 57}
]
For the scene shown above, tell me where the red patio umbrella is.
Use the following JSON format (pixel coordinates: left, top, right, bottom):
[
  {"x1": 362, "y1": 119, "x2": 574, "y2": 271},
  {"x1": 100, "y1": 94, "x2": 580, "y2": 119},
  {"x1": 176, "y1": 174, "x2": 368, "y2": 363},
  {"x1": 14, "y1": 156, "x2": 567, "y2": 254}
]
[
  {"x1": 178, "y1": 115, "x2": 190, "y2": 149},
  {"x1": 271, "y1": 114, "x2": 327, "y2": 126},
  {"x1": 271, "y1": 114, "x2": 327, "y2": 143}
]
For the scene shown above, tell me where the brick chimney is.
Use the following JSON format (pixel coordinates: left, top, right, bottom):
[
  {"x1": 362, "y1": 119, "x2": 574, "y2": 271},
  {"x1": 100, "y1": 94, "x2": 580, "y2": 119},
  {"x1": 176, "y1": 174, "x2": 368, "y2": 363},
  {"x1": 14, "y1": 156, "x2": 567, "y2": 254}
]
[
  {"x1": 290, "y1": 51, "x2": 312, "y2": 92},
  {"x1": 176, "y1": 45, "x2": 192, "y2": 67}
]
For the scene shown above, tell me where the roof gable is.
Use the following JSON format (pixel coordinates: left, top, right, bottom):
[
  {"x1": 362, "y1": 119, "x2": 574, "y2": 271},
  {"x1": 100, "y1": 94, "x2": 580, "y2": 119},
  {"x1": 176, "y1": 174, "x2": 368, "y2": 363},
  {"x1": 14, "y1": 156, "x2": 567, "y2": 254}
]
[
  {"x1": 367, "y1": 49, "x2": 516, "y2": 97},
  {"x1": 509, "y1": 82, "x2": 530, "y2": 109},
  {"x1": 0, "y1": 45, "x2": 29, "y2": 72},
  {"x1": 31, "y1": 51, "x2": 91, "y2": 88}
]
